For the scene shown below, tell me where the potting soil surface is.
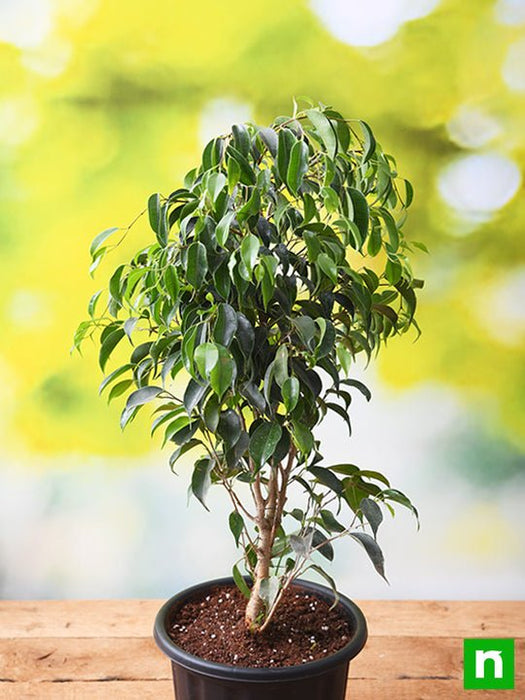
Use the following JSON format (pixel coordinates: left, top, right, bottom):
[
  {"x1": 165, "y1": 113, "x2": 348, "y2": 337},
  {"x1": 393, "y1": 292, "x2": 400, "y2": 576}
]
[{"x1": 168, "y1": 583, "x2": 352, "y2": 667}]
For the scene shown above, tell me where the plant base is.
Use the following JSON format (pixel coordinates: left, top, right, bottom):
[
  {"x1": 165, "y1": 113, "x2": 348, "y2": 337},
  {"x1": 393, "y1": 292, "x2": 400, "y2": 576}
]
[{"x1": 154, "y1": 577, "x2": 368, "y2": 700}]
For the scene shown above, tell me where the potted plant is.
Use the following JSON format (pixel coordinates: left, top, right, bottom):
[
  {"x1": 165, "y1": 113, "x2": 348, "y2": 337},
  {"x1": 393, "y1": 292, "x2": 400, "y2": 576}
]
[{"x1": 75, "y1": 99, "x2": 423, "y2": 700}]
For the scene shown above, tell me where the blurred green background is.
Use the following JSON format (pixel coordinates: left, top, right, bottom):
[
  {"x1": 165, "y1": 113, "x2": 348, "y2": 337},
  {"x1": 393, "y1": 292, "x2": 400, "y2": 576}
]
[{"x1": 1, "y1": 0, "x2": 523, "y2": 599}]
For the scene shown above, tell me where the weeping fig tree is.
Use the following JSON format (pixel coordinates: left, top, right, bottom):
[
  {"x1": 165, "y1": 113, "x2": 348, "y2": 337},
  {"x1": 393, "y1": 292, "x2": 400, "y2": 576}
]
[{"x1": 75, "y1": 99, "x2": 424, "y2": 633}]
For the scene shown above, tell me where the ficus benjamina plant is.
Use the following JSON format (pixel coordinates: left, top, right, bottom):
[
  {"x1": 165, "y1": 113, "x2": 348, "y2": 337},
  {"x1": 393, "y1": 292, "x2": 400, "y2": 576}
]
[{"x1": 75, "y1": 99, "x2": 424, "y2": 633}]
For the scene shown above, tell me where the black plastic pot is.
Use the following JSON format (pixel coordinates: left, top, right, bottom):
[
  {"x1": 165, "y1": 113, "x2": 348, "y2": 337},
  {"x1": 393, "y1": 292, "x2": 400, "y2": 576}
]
[{"x1": 154, "y1": 576, "x2": 368, "y2": 700}]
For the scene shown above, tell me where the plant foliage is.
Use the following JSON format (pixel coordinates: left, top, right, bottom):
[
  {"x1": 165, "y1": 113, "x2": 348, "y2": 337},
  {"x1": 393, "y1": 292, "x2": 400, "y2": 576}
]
[{"x1": 76, "y1": 99, "x2": 423, "y2": 631}]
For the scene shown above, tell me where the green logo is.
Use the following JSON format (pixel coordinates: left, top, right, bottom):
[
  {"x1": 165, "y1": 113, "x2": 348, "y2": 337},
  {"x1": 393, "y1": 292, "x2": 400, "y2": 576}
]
[{"x1": 464, "y1": 639, "x2": 515, "y2": 690}]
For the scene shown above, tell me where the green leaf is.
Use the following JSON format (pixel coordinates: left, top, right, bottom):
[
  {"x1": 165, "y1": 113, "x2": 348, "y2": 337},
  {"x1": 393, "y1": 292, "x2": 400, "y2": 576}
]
[
  {"x1": 203, "y1": 393, "x2": 220, "y2": 432},
  {"x1": 360, "y1": 498, "x2": 383, "y2": 539},
  {"x1": 367, "y1": 226, "x2": 382, "y2": 257},
  {"x1": 240, "y1": 233, "x2": 259, "y2": 273},
  {"x1": 412, "y1": 241, "x2": 429, "y2": 253},
  {"x1": 318, "y1": 253, "x2": 338, "y2": 284},
  {"x1": 341, "y1": 378, "x2": 372, "y2": 401},
  {"x1": 286, "y1": 139, "x2": 309, "y2": 195},
  {"x1": 191, "y1": 457, "x2": 214, "y2": 510},
  {"x1": 306, "y1": 109, "x2": 337, "y2": 159},
  {"x1": 293, "y1": 315, "x2": 316, "y2": 350},
  {"x1": 404, "y1": 179, "x2": 414, "y2": 207},
  {"x1": 164, "y1": 266, "x2": 180, "y2": 301},
  {"x1": 169, "y1": 420, "x2": 199, "y2": 446},
  {"x1": 381, "y1": 488, "x2": 420, "y2": 526},
  {"x1": 232, "y1": 123, "x2": 251, "y2": 155},
  {"x1": 89, "y1": 247, "x2": 106, "y2": 276},
  {"x1": 291, "y1": 421, "x2": 314, "y2": 455},
  {"x1": 380, "y1": 209, "x2": 399, "y2": 251},
  {"x1": 123, "y1": 317, "x2": 138, "y2": 340},
  {"x1": 277, "y1": 128, "x2": 296, "y2": 183},
  {"x1": 109, "y1": 264, "x2": 125, "y2": 306},
  {"x1": 385, "y1": 258, "x2": 402, "y2": 285},
  {"x1": 227, "y1": 158, "x2": 241, "y2": 192},
  {"x1": 249, "y1": 421, "x2": 282, "y2": 468},
  {"x1": 336, "y1": 344, "x2": 352, "y2": 375},
  {"x1": 148, "y1": 193, "x2": 161, "y2": 233},
  {"x1": 125, "y1": 385, "x2": 162, "y2": 409},
  {"x1": 258, "y1": 127, "x2": 278, "y2": 156},
  {"x1": 312, "y1": 529, "x2": 334, "y2": 561},
  {"x1": 169, "y1": 439, "x2": 202, "y2": 472},
  {"x1": 319, "y1": 509, "x2": 346, "y2": 533},
  {"x1": 90, "y1": 227, "x2": 118, "y2": 258},
  {"x1": 216, "y1": 211, "x2": 236, "y2": 247},
  {"x1": 194, "y1": 342, "x2": 219, "y2": 378},
  {"x1": 120, "y1": 405, "x2": 138, "y2": 430},
  {"x1": 217, "y1": 409, "x2": 242, "y2": 447},
  {"x1": 99, "y1": 328, "x2": 125, "y2": 371},
  {"x1": 183, "y1": 378, "x2": 208, "y2": 414},
  {"x1": 241, "y1": 382, "x2": 266, "y2": 413},
  {"x1": 186, "y1": 241, "x2": 208, "y2": 288},
  {"x1": 308, "y1": 466, "x2": 343, "y2": 495},
  {"x1": 151, "y1": 407, "x2": 184, "y2": 436},
  {"x1": 236, "y1": 313, "x2": 255, "y2": 356},
  {"x1": 359, "y1": 121, "x2": 376, "y2": 163},
  {"x1": 350, "y1": 531, "x2": 387, "y2": 581},
  {"x1": 229, "y1": 511, "x2": 245, "y2": 547},
  {"x1": 348, "y1": 188, "x2": 369, "y2": 241},
  {"x1": 213, "y1": 303, "x2": 238, "y2": 347},
  {"x1": 202, "y1": 137, "x2": 223, "y2": 171},
  {"x1": 99, "y1": 364, "x2": 132, "y2": 395},
  {"x1": 107, "y1": 379, "x2": 132, "y2": 404},
  {"x1": 206, "y1": 172, "x2": 227, "y2": 203},
  {"x1": 233, "y1": 564, "x2": 251, "y2": 599},
  {"x1": 308, "y1": 564, "x2": 339, "y2": 607},
  {"x1": 209, "y1": 346, "x2": 236, "y2": 399},
  {"x1": 87, "y1": 290, "x2": 103, "y2": 318},
  {"x1": 303, "y1": 193, "x2": 317, "y2": 224},
  {"x1": 273, "y1": 345, "x2": 289, "y2": 387},
  {"x1": 282, "y1": 376, "x2": 299, "y2": 412},
  {"x1": 162, "y1": 416, "x2": 190, "y2": 445},
  {"x1": 226, "y1": 145, "x2": 256, "y2": 185}
]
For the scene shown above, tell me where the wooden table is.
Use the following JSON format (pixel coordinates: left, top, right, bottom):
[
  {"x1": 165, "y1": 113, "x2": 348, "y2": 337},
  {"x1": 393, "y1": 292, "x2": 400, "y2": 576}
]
[{"x1": 1, "y1": 600, "x2": 523, "y2": 698}]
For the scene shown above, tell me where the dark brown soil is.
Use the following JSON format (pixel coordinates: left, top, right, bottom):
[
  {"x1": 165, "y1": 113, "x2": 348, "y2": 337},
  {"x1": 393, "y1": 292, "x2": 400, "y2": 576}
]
[{"x1": 168, "y1": 583, "x2": 352, "y2": 667}]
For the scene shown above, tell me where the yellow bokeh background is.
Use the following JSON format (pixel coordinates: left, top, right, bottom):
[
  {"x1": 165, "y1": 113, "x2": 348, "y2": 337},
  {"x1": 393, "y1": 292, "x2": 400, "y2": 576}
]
[{"x1": 2, "y1": 0, "x2": 524, "y2": 460}]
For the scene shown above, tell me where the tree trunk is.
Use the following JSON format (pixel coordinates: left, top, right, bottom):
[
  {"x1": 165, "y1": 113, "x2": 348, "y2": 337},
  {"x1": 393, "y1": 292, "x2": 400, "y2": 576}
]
[{"x1": 244, "y1": 520, "x2": 272, "y2": 631}]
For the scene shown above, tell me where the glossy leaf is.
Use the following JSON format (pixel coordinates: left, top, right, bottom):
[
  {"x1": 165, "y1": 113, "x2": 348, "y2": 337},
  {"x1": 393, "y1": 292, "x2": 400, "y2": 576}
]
[
  {"x1": 90, "y1": 227, "x2": 118, "y2": 258},
  {"x1": 286, "y1": 139, "x2": 309, "y2": 195},
  {"x1": 350, "y1": 531, "x2": 387, "y2": 581},
  {"x1": 360, "y1": 497, "x2": 383, "y2": 539},
  {"x1": 306, "y1": 109, "x2": 337, "y2": 158},
  {"x1": 249, "y1": 421, "x2": 282, "y2": 467},
  {"x1": 240, "y1": 233, "x2": 259, "y2": 273},
  {"x1": 209, "y1": 346, "x2": 236, "y2": 399},
  {"x1": 216, "y1": 211, "x2": 236, "y2": 247},
  {"x1": 125, "y1": 385, "x2": 162, "y2": 409},
  {"x1": 214, "y1": 304, "x2": 238, "y2": 347},
  {"x1": 233, "y1": 564, "x2": 251, "y2": 599},
  {"x1": 229, "y1": 511, "x2": 245, "y2": 546},
  {"x1": 186, "y1": 241, "x2": 208, "y2": 288},
  {"x1": 282, "y1": 376, "x2": 299, "y2": 412},
  {"x1": 194, "y1": 342, "x2": 219, "y2": 378},
  {"x1": 191, "y1": 457, "x2": 214, "y2": 510}
]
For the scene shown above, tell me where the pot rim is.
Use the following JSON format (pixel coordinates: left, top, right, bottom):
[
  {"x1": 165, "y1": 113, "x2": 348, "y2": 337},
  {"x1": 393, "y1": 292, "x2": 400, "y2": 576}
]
[{"x1": 153, "y1": 576, "x2": 368, "y2": 682}]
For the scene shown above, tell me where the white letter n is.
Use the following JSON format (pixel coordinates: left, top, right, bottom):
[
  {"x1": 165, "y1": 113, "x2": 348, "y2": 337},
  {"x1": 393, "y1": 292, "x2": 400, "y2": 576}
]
[{"x1": 475, "y1": 650, "x2": 503, "y2": 679}]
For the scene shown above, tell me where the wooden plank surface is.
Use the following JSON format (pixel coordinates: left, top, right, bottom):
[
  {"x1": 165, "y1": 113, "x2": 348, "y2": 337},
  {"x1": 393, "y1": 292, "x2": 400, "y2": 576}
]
[
  {"x1": 0, "y1": 600, "x2": 523, "y2": 698},
  {"x1": 2, "y1": 599, "x2": 523, "y2": 638}
]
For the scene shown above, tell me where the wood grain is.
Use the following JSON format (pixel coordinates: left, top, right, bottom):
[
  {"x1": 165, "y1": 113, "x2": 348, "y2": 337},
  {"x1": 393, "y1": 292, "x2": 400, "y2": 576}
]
[{"x1": 0, "y1": 600, "x2": 523, "y2": 699}]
